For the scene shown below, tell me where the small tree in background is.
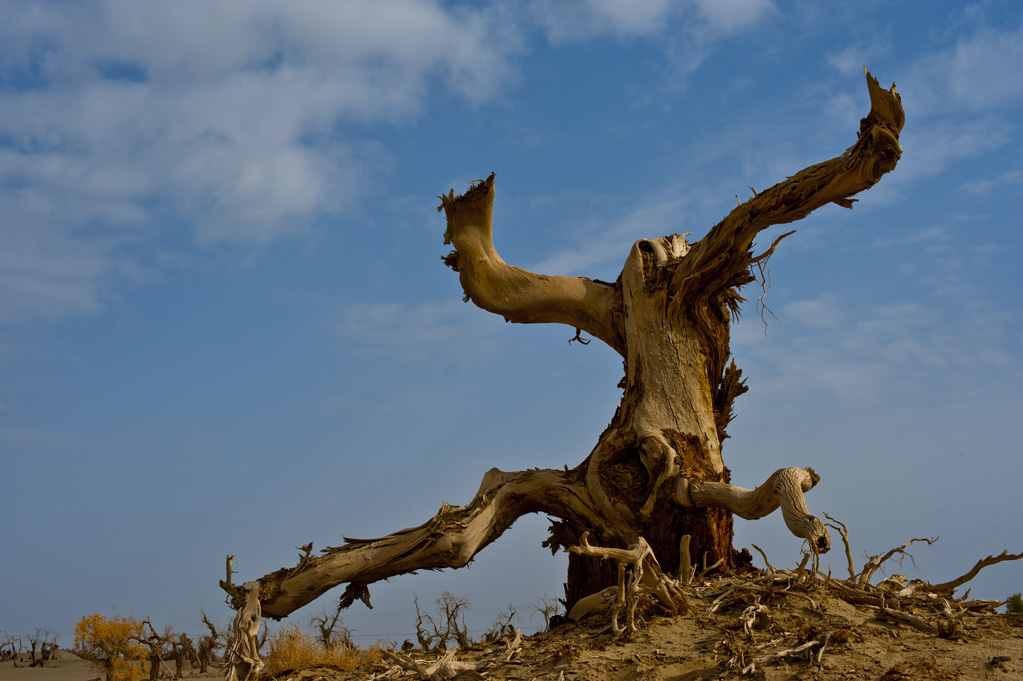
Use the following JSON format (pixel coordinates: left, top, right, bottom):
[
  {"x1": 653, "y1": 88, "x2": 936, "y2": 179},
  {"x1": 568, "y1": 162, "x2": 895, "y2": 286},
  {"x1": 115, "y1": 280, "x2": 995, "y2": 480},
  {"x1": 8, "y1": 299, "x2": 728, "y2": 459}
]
[
  {"x1": 1007, "y1": 593, "x2": 1023, "y2": 614},
  {"x1": 413, "y1": 592, "x2": 472, "y2": 651},
  {"x1": 73, "y1": 614, "x2": 146, "y2": 681}
]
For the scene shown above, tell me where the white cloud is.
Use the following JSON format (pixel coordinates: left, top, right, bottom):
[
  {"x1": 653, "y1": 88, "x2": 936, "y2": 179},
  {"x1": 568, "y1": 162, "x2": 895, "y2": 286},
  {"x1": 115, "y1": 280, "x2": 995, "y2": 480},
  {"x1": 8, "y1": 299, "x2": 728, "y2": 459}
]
[
  {"x1": 529, "y1": 0, "x2": 775, "y2": 57},
  {"x1": 959, "y1": 179, "x2": 993, "y2": 196},
  {"x1": 0, "y1": 0, "x2": 520, "y2": 325},
  {"x1": 0, "y1": 222, "x2": 109, "y2": 323},
  {"x1": 826, "y1": 36, "x2": 891, "y2": 78},
  {"x1": 689, "y1": 0, "x2": 776, "y2": 34},
  {"x1": 905, "y1": 24, "x2": 1023, "y2": 116},
  {"x1": 529, "y1": 0, "x2": 676, "y2": 43}
]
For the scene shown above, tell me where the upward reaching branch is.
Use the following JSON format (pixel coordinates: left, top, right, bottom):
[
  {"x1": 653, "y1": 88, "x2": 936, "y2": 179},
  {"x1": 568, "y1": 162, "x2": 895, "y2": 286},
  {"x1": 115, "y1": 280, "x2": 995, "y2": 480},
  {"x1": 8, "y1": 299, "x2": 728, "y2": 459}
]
[
  {"x1": 672, "y1": 67, "x2": 904, "y2": 302},
  {"x1": 439, "y1": 176, "x2": 625, "y2": 354}
]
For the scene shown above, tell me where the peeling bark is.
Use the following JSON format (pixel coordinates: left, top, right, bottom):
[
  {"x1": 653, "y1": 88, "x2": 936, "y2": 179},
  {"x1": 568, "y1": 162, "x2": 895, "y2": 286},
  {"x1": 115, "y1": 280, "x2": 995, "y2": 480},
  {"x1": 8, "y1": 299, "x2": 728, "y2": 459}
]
[{"x1": 225, "y1": 69, "x2": 904, "y2": 620}]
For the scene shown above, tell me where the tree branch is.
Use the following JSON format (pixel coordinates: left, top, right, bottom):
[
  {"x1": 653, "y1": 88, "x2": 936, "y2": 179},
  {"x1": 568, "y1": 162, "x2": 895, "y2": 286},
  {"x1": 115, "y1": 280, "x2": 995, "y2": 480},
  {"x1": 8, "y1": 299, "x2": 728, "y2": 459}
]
[
  {"x1": 439, "y1": 174, "x2": 625, "y2": 354},
  {"x1": 677, "y1": 467, "x2": 831, "y2": 553},
  {"x1": 927, "y1": 550, "x2": 1023, "y2": 594},
  {"x1": 672, "y1": 67, "x2": 903, "y2": 300},
  {"x1": 244, "y1": 467, "x2": 613, "y2": 619}
]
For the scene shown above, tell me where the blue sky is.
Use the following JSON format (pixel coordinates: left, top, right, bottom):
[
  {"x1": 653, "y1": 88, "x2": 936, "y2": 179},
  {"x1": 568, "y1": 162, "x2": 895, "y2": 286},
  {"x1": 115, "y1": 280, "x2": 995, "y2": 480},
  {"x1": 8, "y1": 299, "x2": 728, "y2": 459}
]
[{"x1": 1, "y1": 0, "x2": 1021, "y2": 647}]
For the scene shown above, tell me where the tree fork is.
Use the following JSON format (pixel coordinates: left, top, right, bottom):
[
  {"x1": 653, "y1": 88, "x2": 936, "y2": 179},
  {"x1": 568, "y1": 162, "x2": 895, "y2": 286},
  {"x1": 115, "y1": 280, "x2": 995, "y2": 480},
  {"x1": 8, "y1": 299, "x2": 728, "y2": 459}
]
[{"x1": 223, "y1": 68, "x2": 903, "y2": 620}]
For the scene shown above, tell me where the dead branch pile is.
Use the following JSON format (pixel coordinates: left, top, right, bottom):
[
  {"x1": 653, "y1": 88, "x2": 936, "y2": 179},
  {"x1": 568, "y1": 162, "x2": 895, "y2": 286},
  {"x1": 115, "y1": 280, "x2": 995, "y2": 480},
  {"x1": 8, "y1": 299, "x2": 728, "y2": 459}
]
[{"x1": 696, "y1": 518, "x2": 1022, "y2": 677}]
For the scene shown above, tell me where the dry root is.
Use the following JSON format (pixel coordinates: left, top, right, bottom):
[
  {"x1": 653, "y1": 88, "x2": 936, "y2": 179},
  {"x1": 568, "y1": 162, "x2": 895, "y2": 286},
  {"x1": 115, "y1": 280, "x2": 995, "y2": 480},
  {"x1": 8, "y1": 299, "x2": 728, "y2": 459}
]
[{"x1": 565, "y1": 533, "x2": 686, "y2": 636}]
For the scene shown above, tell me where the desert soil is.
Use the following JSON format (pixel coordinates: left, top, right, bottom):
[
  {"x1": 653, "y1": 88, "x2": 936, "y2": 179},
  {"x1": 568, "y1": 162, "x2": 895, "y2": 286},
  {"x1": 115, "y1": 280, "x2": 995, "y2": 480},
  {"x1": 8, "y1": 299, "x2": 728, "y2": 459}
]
[
  {"x1": 5, "y1": 580, "x2": 1019, "y2": 681},
  {"x1": 272, "y1": 577, "x2": 1022, "y2": 681}
]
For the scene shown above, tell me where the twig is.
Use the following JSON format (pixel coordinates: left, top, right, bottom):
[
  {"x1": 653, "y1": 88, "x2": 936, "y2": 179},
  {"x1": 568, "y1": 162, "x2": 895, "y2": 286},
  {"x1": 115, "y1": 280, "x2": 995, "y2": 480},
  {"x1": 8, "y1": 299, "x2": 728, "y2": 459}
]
[
  {"x1": 699, "y1": 557, "x2": 725, "y2": 580},
  {"x1": 750, "y1": 544, "x2": 775, "y2": 574},
  {"x1": 823, "y1": 513, "x2": 856, "y2": 580}
]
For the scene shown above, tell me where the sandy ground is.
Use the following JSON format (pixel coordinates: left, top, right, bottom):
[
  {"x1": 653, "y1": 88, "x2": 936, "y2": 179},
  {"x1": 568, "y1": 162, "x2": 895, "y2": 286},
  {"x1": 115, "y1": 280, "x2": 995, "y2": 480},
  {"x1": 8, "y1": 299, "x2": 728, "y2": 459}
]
[
  {"x1": 0, "y1": 654, "x2": 221, "y2": 681},
  {"x1": 5, "y1": 583, "x2": 1020, "y2": 681},
  {"x1": 270, "y1": 580, "x2": 1023, "y2": 681}
]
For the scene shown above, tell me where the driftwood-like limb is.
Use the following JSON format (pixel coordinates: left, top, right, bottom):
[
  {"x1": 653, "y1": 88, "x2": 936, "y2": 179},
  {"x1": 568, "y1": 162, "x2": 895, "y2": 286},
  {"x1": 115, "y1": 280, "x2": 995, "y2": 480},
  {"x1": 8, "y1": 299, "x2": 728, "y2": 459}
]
[
  {"x1": 927, "y1": 550, "x2": 1023, "y2": 593},
  {"x1": 678, "y1": 467, "x2": 831, "y2": 553},
  {"x1": 226, "y1": 582, "x2": 263, "y2": 681},
  {"x1": 383, "y1": 648, "x2": 486, "y2": 681},
  {"x1": 876, "y1": 607, "x2": 938, "y2": 635},
  {"x1": 381, "y1": 649, "x2": 431, "y2": 679},
  {"x1": 741, "y1": 640, "x2": 821, "y2": 676},
  {"x1": 824, "y1": 513, "x2": 856, "y2": 580},
  {"x1": 567, "y1": 533, "x2": 655, "y2": 635},
  {"x1": 566, "y1": 532, "x2": 686, "y2": 634},
  {"x1": 856, "y1": 537, "x2": 936, "y2": 588},
  {"x1": 438, "y1": 175, "x2": 625, "y2": 354},
  {"x1": 672, "y1": 67, "x2": 903, "y2": 307},
  {"x1": 249, "y1": 468, "x2": 614, "y2": 618}
]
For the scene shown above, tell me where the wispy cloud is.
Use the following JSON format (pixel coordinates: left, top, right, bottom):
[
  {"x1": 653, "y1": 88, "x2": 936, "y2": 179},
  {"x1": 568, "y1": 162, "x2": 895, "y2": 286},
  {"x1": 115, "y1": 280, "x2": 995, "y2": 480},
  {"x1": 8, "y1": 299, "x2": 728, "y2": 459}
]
[
  {"x1": 906, "y1": 24, "x2": 1023, "y2": 115},
  {"x1": 333, "y1": 299, "x2": 508, "y2": 362},
  {"x1": 529, "y1": 0, "x2": 776, "y2": 90},
  {"x1": 0, "y1": 0, "x2": 521, "y2": 326}
]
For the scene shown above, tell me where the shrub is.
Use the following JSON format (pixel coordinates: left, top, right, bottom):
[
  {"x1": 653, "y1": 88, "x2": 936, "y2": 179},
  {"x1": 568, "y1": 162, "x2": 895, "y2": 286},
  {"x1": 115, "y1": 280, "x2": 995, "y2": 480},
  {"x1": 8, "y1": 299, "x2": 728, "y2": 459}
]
[
  {"x1": 73, "y1": 614, "x2": 147, "y2": 681},
  {"x1": 262, "y1": 624, "x2": 379, "y2": 676},
  {"x1": 1006, "y1": 593, "x2": 1023, "y2": 614}
]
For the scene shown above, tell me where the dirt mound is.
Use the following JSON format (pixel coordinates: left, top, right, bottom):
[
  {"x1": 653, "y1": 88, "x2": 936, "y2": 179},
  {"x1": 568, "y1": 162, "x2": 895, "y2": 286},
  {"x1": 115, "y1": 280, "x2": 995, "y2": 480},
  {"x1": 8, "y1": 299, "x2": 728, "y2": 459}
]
[{"x1": 264, "y1": 574, "x2": 1021, "y2": 681}]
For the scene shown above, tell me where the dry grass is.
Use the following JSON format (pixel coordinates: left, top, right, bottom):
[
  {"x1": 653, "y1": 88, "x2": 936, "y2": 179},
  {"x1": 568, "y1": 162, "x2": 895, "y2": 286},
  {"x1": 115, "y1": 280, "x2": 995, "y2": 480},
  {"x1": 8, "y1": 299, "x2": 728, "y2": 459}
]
[{"x1": 261, "y1": 625, "x2": 381, "y2": 678}]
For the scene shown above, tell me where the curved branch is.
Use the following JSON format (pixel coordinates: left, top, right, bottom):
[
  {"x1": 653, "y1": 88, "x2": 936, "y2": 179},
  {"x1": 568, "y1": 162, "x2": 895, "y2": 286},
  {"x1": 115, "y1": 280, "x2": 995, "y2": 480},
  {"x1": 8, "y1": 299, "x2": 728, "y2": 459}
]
[
  {"x1": 673, "y1": 67, "x2": 904, "y2": 298},
  {"x1": 677, "y1": 467, "x2": 831, "y2": 553},
  {"x1": 439, "y1": 174, "x2": 625, "y2": 355},
  {"x1": 241, "y1": 467, "x2": 614, "y2": 619},
  {"x1": 927, "y1": 550, "x2": 1023, "y2": 594}
]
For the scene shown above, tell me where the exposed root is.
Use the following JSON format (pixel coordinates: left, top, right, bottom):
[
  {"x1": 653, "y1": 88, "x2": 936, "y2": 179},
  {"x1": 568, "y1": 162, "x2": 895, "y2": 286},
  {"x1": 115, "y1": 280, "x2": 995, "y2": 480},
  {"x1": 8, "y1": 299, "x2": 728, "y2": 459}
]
[{"x1": 566, "y1": 533, "x2": 686, "y2": 636}]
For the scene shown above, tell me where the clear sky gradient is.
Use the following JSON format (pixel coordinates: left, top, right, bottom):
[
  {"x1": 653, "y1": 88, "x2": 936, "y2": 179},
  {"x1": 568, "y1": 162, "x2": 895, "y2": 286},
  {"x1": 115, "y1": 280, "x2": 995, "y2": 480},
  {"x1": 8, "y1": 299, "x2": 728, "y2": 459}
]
[{"x1": 2, "y1": 0, "x2": 1021, "y2": 647}]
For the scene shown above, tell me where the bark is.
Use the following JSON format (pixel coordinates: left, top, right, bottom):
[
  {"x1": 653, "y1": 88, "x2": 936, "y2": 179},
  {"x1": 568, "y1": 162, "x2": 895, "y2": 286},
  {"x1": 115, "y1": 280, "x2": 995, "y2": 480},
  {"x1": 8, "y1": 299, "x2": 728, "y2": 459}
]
[{"x1": 225, "y1": 69, "x2": 903, "y2": 620}]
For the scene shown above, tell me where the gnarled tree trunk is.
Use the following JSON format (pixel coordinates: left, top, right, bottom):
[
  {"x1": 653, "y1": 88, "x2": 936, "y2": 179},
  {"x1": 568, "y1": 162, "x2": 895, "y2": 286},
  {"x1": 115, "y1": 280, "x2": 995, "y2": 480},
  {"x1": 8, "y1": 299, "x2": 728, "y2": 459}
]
[{"x1": 223, "y1": 68, "x2": 903, "y2": 620}]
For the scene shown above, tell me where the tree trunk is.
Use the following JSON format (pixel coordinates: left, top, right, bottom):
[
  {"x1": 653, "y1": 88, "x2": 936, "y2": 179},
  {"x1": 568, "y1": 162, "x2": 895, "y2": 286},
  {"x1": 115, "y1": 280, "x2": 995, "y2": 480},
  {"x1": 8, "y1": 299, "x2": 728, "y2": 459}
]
[{"x1": 224, "y1": 68, "x2": 903, "y2": 620}]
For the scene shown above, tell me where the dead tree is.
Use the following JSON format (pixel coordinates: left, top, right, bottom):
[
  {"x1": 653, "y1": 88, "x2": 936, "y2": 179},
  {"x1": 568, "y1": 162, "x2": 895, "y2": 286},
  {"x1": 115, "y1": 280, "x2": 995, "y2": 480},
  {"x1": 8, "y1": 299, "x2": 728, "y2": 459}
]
[
  {"x1": 413, "y1": 592, "x2": 473, "y2": 651},
  {"x1": 136, "y1": 620, "x2": 175, "y2": 681},
  {"x1": 197, "y1": 609, "x2": 223, "y2": 674},
  {"x1": 310, "y1": 599, "x2": 352, "y2": 650},
  {"x1": 0, "y1": 633, "x2": 19, "y2": 662},
  {"x1": 223, "y1": 69, "x2": 904, "y2": 621}
]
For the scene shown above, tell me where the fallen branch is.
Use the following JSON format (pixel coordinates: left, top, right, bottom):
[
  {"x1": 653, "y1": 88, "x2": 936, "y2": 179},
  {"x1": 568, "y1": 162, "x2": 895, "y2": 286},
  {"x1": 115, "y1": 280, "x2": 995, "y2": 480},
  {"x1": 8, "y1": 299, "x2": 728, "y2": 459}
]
[
  {"x1": 876, "y1": 607, "x2": 938, "y2": 636},
  {"x1": 742, "y1": 640, "x2": 820, "y2": 676},
  {"x1": 856, "y1": 537, "x2": 936, "y2": 588}
]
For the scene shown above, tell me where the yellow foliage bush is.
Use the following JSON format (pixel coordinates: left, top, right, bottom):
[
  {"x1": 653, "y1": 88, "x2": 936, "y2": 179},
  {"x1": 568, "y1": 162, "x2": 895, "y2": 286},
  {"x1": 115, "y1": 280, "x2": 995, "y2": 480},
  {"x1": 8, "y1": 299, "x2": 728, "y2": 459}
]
[
  {"x1": 73, "y1": 614, "x2": 147, "y2": 681},
  {"x1": 262, "y1": 624, "x2": 380, "y2": 676}
]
